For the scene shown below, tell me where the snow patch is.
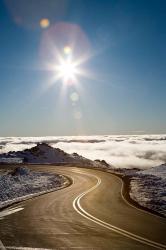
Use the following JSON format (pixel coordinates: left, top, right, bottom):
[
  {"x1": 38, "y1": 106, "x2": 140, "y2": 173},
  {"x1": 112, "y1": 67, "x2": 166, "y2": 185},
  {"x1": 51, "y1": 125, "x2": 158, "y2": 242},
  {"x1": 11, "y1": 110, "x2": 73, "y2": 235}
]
[
  {"x1": 129, "y1": 163, "x2": 166, "y2": 216},
  {"x1": 0, "y1": 166, "x2": 68, "y2": 209}
]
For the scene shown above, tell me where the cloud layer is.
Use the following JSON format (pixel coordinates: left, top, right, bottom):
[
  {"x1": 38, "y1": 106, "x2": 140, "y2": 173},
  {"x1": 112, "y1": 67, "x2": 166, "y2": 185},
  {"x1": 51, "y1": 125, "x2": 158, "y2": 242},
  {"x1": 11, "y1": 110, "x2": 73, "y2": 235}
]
[{"x1": 0, "y1": 135, "x2": 166, "y2": 169}]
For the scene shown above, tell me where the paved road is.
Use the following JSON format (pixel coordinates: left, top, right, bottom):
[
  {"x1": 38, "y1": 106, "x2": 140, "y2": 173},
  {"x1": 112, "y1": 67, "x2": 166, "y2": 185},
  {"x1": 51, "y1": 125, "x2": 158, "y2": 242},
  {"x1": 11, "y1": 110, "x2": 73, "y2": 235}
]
[{"x1": 0, "y1": 165, "x2": 166, "y2": 250}]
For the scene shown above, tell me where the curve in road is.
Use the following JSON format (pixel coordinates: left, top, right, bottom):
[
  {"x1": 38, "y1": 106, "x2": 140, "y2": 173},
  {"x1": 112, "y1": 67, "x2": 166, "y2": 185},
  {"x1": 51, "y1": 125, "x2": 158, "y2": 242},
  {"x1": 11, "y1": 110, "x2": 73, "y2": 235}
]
[
  {"x1": 72, "y1": 169, "x2": 166, "y2": 250},
  {"x1": 0, "y1": 165, "x2": 166, "y2": 250}
]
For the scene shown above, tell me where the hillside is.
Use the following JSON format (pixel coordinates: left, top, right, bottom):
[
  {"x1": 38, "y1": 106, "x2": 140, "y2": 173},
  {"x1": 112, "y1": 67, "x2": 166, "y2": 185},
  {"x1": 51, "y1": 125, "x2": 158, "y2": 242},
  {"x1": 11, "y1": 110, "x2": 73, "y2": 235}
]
[{"x1": 0, "y1": 143, "x2": 110, "y2": 169}]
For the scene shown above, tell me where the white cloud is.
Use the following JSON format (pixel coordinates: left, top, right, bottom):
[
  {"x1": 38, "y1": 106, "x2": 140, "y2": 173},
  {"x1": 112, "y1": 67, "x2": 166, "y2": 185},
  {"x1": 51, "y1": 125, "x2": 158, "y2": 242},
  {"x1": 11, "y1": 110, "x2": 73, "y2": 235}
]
[{"x1": 0, "y1": 135, "x2": 166, "y2": 169}]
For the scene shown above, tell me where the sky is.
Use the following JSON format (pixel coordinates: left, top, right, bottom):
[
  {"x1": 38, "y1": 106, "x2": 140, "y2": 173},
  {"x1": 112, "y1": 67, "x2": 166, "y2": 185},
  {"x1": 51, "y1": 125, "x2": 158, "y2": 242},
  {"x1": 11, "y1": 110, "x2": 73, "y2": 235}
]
[{"x1": 0, "y1": 0, "x2": 166, "y2": 136}]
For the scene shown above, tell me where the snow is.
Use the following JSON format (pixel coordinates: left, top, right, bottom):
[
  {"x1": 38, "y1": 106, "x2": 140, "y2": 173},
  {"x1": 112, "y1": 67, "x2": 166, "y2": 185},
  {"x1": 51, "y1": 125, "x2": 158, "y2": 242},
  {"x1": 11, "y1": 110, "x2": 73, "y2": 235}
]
[
  {"x1": 138, "y1": 163, "x2": 166, "y2": 180},
  {"x1": 129, "y1": 163, "x2": 166, "y2": 216},
  {"x1": 0, "y1": 166, "x2": 68, "y2": 209}
]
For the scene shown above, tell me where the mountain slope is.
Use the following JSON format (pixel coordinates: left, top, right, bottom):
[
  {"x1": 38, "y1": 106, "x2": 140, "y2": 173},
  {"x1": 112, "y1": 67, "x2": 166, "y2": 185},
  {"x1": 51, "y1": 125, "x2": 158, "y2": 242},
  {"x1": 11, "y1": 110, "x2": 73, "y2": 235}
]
[{"x1": 0, "y1": 143, "x2": 110, "y2": 169}]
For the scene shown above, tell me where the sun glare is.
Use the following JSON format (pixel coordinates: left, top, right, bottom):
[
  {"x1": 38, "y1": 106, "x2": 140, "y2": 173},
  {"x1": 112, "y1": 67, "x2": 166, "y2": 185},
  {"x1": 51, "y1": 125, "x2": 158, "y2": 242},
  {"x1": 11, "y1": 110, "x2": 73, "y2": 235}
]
[
  {"x1": 46, "y1": 44, "x2": 92, "y2": 88},
  {"x1": 56, "y1": 59, "x2": 78, "y2": 84}
]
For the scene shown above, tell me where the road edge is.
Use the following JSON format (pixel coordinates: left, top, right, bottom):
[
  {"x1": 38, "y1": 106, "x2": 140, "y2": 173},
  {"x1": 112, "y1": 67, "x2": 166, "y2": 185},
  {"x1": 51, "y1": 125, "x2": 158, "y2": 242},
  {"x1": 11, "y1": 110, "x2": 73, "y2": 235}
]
[
  {"x1": 72, "y1": 165, "x2": 166, "y2": 219},
  {"x1": 0, "y1": 173, "x2": 72, "y2": 212}
]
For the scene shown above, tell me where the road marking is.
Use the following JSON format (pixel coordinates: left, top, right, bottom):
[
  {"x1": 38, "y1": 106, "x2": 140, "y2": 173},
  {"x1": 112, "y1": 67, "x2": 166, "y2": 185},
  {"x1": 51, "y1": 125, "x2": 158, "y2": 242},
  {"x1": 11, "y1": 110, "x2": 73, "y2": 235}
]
[
  {"x1": 73, "y1": 170, "x2": 166, "y2": 250},
  {"x1": 0, "y1": 206, "x2": 24, "y2": 219},
  {"x1": 6, "y1": 247, "x2": 51, "y2": 250},
  {"x1": 6, "y1": 247, "x2": 93, "y2": 250}
]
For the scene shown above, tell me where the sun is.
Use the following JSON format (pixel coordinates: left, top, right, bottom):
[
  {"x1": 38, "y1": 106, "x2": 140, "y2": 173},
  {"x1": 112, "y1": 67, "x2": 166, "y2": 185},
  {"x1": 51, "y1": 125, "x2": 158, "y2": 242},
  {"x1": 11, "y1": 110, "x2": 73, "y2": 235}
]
[
  {"x1": 48, "y1": 45, "x2": 91, "y2": 87},
  {"x1": 53, "y1": 46, "x2": 82, "y2": 85},
  {"x1": 58, "y1": 60, "x2": 77, "y2": 81},
  {"x1": 55, "y1": 58, "x2": 78, "y2": 84}
]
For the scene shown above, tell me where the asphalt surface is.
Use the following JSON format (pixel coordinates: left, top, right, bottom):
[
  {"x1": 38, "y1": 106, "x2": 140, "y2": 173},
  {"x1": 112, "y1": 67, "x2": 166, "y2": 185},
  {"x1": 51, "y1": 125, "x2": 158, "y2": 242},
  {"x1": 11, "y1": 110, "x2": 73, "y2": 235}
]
[{"x1": 0, "y1": 165, "x2": 165, "y2": 250}]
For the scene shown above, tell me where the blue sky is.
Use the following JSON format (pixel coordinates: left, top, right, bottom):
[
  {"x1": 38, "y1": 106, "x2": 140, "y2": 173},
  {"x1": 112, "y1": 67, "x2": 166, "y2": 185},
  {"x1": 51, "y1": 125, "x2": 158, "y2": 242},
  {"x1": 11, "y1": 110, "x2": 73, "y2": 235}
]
[{"x1": 0, "y1": 0, "x2": 166, "y2": 136}]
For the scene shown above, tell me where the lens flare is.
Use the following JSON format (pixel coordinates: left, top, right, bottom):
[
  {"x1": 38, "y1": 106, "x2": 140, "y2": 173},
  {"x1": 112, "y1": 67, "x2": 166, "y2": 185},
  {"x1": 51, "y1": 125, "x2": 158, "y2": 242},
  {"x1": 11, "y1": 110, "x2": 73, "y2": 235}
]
[
  {"x1": 63, "y1": 46, "x2": 72, "y2": 55},
  {"x1": 70, "y1": 92, "x2": 79, "y2": 102},
  {"x1": 40, "y1": 18, "x2": 50, "y2": 28}
]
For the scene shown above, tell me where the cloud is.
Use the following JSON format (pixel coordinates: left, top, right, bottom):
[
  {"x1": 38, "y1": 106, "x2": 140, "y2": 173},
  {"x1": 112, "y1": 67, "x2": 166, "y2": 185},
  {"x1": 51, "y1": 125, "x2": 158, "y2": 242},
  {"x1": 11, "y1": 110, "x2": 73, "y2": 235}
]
[{"x1": 0, "y1": 135, "x2": 166, "y2": 169}]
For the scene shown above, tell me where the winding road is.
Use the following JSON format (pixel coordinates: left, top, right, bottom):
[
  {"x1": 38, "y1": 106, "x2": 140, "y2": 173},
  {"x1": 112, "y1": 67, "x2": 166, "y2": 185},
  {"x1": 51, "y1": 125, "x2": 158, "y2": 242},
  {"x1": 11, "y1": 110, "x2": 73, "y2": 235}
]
[{"x1": 0, "y1": 165, "x2": 166, "y2": 250}]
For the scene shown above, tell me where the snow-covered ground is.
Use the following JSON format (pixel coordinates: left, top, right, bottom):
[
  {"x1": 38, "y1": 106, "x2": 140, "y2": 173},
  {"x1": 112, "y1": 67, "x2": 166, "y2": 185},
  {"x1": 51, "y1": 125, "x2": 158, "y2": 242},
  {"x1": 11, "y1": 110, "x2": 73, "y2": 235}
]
[
  {"x1": 129, "y1": 164, "x2": 166, "y2": 216},
  {"x1": 0, "y1": 166, "x2": 68, "y2": 209},
  {"x1": 138, "y1": 163, "x2": 166, "y2": 179}
]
